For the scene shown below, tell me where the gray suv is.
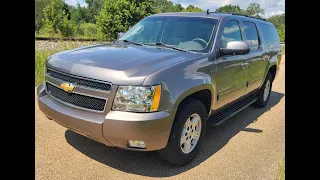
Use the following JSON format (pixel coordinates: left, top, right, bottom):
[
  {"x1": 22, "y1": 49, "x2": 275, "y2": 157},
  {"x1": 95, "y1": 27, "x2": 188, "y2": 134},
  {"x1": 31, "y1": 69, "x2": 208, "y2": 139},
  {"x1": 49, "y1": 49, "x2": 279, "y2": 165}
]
[{"x1": 37, "y1": 12, "x2": 282, "y2": 166}]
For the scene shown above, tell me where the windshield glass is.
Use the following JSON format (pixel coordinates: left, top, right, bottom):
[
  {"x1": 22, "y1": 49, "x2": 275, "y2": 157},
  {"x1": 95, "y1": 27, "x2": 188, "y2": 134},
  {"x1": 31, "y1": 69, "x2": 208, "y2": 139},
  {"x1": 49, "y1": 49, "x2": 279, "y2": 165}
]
[{"x1": 119, "y1": 16, "x2": 218, "y2": 53}]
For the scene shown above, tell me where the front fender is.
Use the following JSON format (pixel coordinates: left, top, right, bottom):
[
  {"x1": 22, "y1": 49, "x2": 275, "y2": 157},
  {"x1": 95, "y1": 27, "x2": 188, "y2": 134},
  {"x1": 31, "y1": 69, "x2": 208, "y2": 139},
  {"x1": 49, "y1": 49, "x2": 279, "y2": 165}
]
[{"x1": 143, "y1": 56, "x2": 216, "y2": 112}]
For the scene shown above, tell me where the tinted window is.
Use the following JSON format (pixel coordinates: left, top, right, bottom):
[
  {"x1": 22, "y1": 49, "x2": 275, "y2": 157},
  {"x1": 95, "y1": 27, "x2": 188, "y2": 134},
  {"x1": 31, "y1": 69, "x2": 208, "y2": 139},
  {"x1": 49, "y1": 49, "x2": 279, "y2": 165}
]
[
  {"x1": 243, "y1": 21, "x2": 260, "y2": 51},
  {"x1": 221, "y1": 20, "x2": 242, "y2": 48},
  {"x1": 260, "y1": 23, "x2": 280, "y2": 48}
]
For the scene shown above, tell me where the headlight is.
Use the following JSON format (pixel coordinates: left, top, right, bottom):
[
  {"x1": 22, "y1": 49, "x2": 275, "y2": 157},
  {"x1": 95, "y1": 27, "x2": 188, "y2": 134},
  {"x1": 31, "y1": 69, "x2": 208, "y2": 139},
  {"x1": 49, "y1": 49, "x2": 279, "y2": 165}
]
[{"x1": 112, "y1": 85, "x2": 161, "y2": 112}]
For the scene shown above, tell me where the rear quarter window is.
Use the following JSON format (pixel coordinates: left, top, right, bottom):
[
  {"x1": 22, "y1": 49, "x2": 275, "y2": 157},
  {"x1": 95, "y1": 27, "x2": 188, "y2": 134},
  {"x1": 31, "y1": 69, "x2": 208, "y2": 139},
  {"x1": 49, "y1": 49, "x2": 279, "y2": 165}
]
[{"x1": 259, "y1": 23, "x2": 280, "y2": 49}]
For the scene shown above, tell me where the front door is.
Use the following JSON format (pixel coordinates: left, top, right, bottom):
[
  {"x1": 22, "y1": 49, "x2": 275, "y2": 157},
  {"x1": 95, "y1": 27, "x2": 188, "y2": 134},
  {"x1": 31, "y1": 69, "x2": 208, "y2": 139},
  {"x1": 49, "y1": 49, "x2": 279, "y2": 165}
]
[{"x1": 215, "y1": 20, "x2": 248, "y2": 109}]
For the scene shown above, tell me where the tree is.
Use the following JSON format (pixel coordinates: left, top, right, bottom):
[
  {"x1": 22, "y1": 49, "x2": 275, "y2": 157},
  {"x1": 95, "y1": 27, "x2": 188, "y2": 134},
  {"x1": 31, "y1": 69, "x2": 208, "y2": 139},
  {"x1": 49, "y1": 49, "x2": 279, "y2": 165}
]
[
  {"x1": 182, "y1": 5, "x2": 204, "y2": 12},
  {"x1": 85, "y1": 0, "x2": 104, "y2": 23},
  {"x1": 151, "y1": 0, "x2": 184, "y2": 13},
  {"x1": 268, "y1": 13, "x2": 285, "y2": 29},
  {"x1": 70, "y1": 4, "x2": 91, "y2": 24},
  {"x1": 151, "y1": 0, "x2": 171, "y2": 13},
  {"x1": 35, "y1": 0, "x2": 51, "y2": 33},
  {"x1": 42, "y1": 0, "x2": 75, "y2": 37},
  {"x1": 215, "y1": 4, "x2": 242, "y2": 13},
  {"x1": 168, "y1": 3, "x2": 185, "y2": 12},
  {"x1": 96, "y1": 0, "x2": 153, "y2": 40},
  {"x1": 62, "y1": 2, "x2": 73, "y2": 20},
  {"x1": 245, "y1": 3, "x2": 264, "y2": 17}
]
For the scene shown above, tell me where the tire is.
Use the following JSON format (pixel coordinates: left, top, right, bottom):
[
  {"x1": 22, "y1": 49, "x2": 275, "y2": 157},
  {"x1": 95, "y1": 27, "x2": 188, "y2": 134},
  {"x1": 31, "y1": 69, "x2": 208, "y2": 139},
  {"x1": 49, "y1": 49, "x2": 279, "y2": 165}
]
[
  {"x1": 158, "y1": 98, "x2": 207, "y2": 166},
  {"x1": 253, "y1": 73, "x2": 273, "y2": 108}
]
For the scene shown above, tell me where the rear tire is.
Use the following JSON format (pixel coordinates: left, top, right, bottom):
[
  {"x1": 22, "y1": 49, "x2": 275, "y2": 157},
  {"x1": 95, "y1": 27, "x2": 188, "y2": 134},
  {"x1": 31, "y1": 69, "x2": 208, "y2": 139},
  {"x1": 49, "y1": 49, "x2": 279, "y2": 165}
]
[
  {"x1": 158, "y1": 98, "x2": 207, "y2": 166},
  {"x1": 253, "y1": 73, "x2": 272, "y2": 108}
]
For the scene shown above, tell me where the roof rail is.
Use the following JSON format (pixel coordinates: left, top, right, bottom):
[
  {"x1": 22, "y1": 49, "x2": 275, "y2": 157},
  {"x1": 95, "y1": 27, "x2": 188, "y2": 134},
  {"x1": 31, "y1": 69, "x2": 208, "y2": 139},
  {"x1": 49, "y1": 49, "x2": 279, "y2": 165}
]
[
  {"x1": 230, "y1": 12, "x2": 267, "y2": 21},
  {"x1": 206, "y1": 9, "x2": 229, "y2": 15},
  {"x1": 206, "y1": 10, "x2": 267, "y2": 21}
]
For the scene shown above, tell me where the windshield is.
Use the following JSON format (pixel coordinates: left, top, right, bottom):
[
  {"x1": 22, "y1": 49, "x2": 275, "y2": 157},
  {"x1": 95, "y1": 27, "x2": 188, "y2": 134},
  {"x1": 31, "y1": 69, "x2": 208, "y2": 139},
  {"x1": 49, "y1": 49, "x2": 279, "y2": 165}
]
[{"x1": 119, "y1": 16, "x2": 218, "y2": 53}]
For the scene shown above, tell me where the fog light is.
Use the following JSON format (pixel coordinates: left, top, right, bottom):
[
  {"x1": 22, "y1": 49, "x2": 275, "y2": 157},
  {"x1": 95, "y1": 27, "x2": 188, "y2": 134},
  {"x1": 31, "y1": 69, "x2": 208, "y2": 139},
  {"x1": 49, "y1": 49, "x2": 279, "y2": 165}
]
[{"x1": 128, "y1": 140, "x2": 146, "y2": 149}]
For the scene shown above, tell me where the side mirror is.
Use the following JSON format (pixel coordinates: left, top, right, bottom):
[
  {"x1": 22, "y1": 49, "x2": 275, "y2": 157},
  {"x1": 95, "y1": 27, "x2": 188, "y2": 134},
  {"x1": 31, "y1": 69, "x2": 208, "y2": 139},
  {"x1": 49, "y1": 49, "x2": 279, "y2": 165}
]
[
  {"x1": 117, "y1": 32, "x2": 124, "y2": 39},
  {"x1": 220, "y1": 41, "x2": 250, "y2": 56}
]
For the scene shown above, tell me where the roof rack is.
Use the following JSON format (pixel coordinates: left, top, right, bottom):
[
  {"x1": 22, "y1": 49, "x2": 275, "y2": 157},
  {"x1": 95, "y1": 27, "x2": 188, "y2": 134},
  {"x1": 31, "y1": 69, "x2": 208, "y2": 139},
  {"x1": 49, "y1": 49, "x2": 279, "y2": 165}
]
[{"x1": 206, "y1": 9, "x2": 267, "y2": 21}]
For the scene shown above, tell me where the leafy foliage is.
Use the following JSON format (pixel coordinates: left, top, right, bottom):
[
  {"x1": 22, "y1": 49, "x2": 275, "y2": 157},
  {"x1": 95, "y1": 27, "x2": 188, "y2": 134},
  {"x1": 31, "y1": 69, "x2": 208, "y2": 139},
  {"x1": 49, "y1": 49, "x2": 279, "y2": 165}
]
[
  {"x1": 96, "y1": 0, "x2": 153, "y2": 40},
  {"x1": 71, "y1": 4, "x2": 90, "y2": 24},
  {"x1": 42, "y1": 0, "x2": 75, "y2": 37},
  {"x1": 268, "y1": 14, "x2": 285, "y2": 29},
  {"x1": 35, "y1": 0, "x2": 284, "y2": 41},
  {"x1": 244, "y1": 3, "x2": 264, "y2": 17},
  {"x1": 215, "y1": 3, "x2": 264, "y2": 17},
  {"x1": 71, "y1": 0, "x2": 103, "y2": 24},
  {"x1": 215, "y1": 5, "x2": 242, "y2": 13},
  {"x1": 35, "y1": 0, "x2": 51, "y2": 32},
  {"x1": 77, "y1": 23, "x2": 98, "y2": 38},
  {"x1": 182, "y1": 5, "x2": 204, "y2": 12},
  {"x1": 277, "y1": 24, "x2": 285, "y2": 42}
]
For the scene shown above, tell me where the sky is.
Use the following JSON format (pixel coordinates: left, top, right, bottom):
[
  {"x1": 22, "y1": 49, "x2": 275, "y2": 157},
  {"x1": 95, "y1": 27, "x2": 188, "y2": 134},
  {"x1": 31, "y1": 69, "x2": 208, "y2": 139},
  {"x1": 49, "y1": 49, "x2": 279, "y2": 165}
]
[{"x1": 65, "y1": 0, "x2": 284, "y2": 18}]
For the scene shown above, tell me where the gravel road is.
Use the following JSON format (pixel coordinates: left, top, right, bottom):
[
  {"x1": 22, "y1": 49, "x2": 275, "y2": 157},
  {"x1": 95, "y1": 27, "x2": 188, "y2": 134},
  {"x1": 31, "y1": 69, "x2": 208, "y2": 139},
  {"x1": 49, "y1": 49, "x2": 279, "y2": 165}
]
[{"x1": 35, "y1": 55, "x2": 285, "y2": 180}]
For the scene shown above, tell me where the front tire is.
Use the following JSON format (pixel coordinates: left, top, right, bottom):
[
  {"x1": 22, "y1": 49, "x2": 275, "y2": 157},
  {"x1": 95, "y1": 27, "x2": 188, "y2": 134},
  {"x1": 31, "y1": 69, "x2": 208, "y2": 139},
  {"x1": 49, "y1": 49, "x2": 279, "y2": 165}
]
[
  {"x1": 253, "y1": 73, "x2": 273, "y2": 108},
  {"x1": 158, "y1": 98, "x2": 207, "y2": 166}
]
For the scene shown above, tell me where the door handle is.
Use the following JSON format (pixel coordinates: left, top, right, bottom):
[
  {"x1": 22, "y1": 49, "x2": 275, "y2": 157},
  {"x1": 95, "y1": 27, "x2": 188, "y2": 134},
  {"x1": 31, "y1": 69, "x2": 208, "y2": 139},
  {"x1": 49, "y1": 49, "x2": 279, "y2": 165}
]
[{"x1": 240, "y1": 62, "x2": 248, "y2": 68}]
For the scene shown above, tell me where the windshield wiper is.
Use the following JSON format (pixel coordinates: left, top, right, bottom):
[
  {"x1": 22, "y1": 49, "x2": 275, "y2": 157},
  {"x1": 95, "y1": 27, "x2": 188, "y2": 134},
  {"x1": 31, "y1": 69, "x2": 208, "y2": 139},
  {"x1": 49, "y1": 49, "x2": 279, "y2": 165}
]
[
  {"x1": 153, "y1": 42, "x2": 188, "y2": 52},
  {"x1": 122, "y1": 39, "x2": 144, "y2": 46}
]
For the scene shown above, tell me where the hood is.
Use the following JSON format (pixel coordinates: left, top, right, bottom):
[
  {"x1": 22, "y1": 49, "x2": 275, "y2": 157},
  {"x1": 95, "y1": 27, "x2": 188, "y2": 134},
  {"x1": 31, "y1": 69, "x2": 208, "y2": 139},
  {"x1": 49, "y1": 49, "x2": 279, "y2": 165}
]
[{"x1": 46, "y1": 43, "x2": 201, "y2": 85}]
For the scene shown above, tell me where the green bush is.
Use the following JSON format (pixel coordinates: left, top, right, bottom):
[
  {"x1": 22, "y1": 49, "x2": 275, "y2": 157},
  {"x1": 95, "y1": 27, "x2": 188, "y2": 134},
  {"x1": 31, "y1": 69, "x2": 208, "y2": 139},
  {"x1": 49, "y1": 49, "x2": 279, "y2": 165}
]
[
  {"x1": 60, "y1": 16, "x2": 76, "y2": 37},
  {"x1": 42, "y1": 0, "x2": 75, "y2": 37},
  {"x1": 277, "y1": 24, "x2": 285, "y2": 42},
  {"x1": 96, "y1": 0, "x2": 153, "y2": 40},
  {"x1": 77, "y1": 23, "x2": 98, "y2": 39}
]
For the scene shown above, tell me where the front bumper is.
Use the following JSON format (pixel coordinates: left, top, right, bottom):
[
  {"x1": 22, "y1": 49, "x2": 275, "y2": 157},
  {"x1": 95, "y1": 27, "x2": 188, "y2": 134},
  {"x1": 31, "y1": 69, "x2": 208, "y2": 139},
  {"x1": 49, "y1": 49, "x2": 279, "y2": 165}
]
[{"x1": 37, "y1": 83, "x2": 176, "y2": 151}]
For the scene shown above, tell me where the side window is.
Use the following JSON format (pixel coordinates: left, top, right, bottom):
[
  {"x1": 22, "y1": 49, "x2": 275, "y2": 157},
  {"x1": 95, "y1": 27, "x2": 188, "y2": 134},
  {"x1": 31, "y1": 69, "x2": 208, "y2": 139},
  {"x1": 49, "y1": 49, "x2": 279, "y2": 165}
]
[
  {"x1": 221, "y1": 20, "x2": 242, "y2": 48},
  {"x1": 243, "y1": 21, "x2": 260, "y2": 51},
  {"x1": 260, "y1": 23, "x2": 280, "y2": 48}
]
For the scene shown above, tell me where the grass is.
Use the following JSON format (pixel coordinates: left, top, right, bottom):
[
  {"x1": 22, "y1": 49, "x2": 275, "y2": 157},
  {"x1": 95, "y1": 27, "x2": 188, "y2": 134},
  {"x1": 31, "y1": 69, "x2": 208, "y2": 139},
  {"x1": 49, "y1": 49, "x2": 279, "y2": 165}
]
[
  {"x1": 277, "y1": 157, "x2": 285, "y2": 180},
  {"x1": 35, "y1": 41, "x2": 96, "y2": 86}
]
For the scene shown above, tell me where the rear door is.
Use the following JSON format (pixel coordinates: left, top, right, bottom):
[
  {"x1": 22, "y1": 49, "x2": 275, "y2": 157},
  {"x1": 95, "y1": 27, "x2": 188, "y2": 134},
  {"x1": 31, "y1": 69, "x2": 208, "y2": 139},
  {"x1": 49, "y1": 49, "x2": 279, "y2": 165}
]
[{"x1": 241, "y1": 21, "x2": 266, "y2": 94}]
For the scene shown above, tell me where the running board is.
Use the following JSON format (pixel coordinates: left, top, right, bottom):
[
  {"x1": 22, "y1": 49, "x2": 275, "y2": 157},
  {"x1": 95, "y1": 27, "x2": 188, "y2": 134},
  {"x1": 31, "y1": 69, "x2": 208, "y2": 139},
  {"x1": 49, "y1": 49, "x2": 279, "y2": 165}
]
[{"x1": 209, "y1": 96, "x2": 257, "y2": 126}]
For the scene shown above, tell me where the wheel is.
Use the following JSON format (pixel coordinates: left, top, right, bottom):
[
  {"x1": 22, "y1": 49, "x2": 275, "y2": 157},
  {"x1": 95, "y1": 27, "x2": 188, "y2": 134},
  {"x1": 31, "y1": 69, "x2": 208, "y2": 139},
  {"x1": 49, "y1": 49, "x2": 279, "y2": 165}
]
[
  {"x1": 158, "y1": 98, "x2": 207, "y2": 166},
  {"x1": 253, "y1": 73, "x2": 273, "y2": 108}
]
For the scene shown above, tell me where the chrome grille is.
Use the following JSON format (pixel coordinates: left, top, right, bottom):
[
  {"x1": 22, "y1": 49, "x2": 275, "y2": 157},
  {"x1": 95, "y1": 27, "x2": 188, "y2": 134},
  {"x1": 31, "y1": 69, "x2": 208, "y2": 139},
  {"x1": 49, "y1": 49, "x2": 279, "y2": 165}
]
[
  {"x1": 45, "y1": 68, "x2": 111, "y2": 112},
  {"x1": 46, "y1": 83, "x2": 106, "y2": 111},
  {"x1": 47, "y1": 69, "x2": 111, "y2": 91}
]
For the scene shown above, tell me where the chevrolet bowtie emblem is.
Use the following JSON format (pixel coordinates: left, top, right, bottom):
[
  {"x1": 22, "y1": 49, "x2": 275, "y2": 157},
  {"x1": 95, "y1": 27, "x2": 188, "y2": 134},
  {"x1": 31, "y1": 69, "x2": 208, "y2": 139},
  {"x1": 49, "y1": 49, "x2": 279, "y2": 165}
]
[{"x1": 60, "y1": 82, "x2": 75, "y2": 92}]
